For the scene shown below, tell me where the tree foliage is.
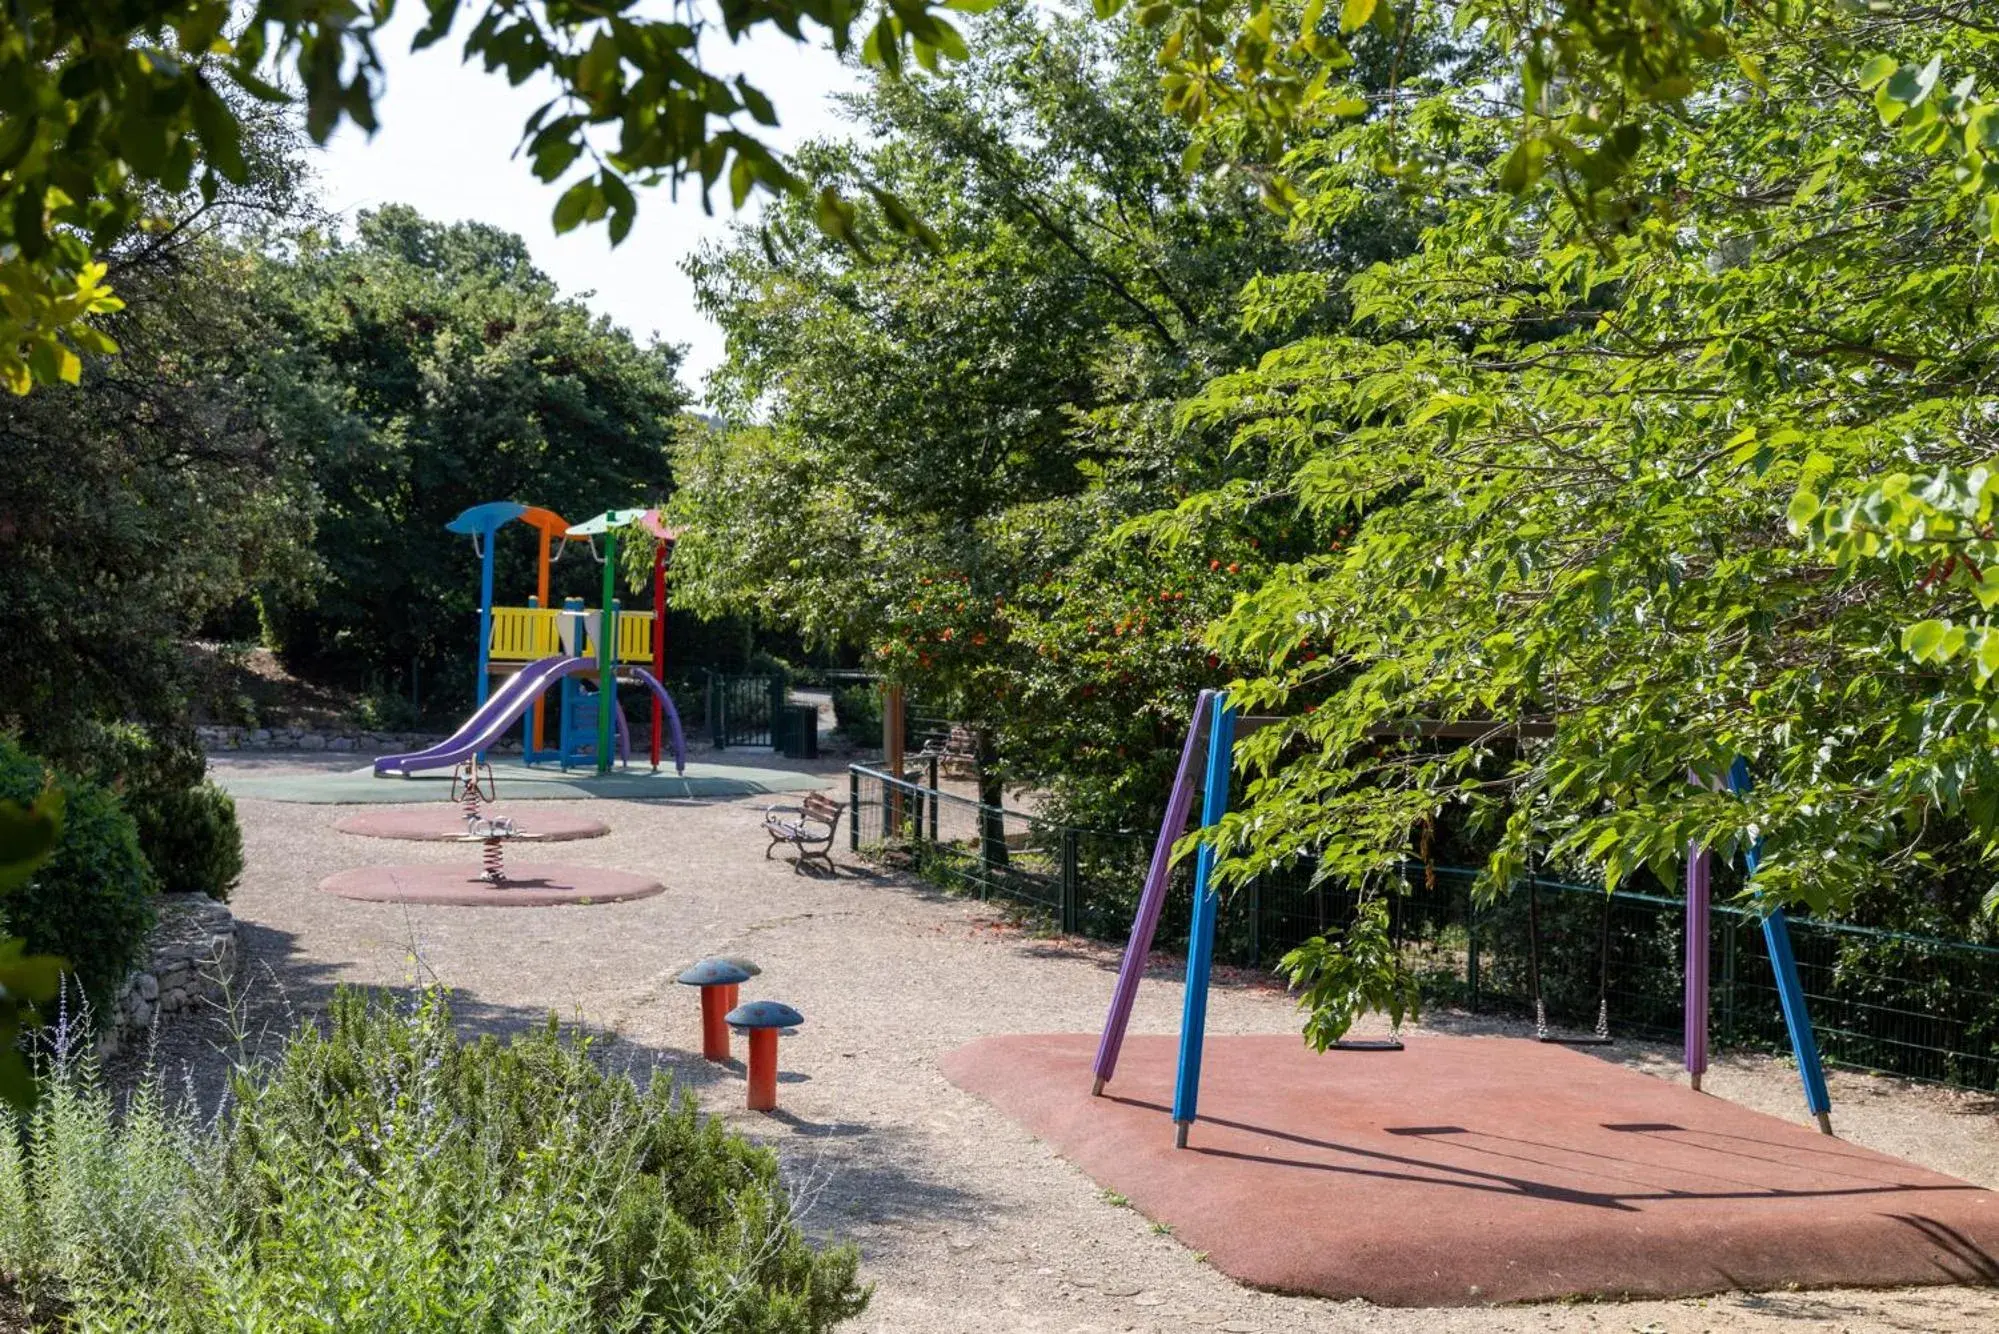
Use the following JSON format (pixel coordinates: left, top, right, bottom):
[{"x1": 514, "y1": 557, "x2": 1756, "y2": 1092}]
[
  {"x1": 0, "y1": 0, "x2": 1001, "y2": 392},
  {"x1": 0, "y1": 105, "x2": 316, "y2": 768},
  {"x1": 1130, "y1": 3, "x2": 1999, "y2": 925},
  {"x1": 680, "y1": 0, "x2": 1999, "y2": 951},
  {"x1": 672, "y1": 3, "x2": 1423, "y2": 825}
]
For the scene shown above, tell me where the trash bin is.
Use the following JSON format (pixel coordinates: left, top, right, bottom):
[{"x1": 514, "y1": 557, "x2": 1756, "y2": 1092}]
[{"x1": 778, "y1": 703, "x2": 820, "y2": 759}]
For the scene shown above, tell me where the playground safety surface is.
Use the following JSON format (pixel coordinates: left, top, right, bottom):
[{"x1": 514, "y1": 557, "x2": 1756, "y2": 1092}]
[
  {"x1": 318, "y1": 863, "x2": 664, "y2": 907},
  {"x1": 214, "y1": 757, "x2": 824, "y2": 803},
  {"x1": 943, "y1": 1032, "x2": 1999, "y2": 1306},
  {"x1": 332, "y1": 808, "x2": 611, "y2": 840}
]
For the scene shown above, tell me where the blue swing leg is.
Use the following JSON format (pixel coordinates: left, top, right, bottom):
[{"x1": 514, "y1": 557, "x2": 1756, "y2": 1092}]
[
  {"x1": 1761, "y1": 907, "x2": 1834, "y2": 1134},
  {"x1": 1727, "y1": 758, "x2": 1834, "y2": 1135},
  {"x1": 1172, "y1": 697, "x2": 1238, "y2": 1149}
]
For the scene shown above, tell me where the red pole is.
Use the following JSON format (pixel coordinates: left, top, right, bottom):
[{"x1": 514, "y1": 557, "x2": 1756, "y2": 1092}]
[
  {"x1": 533, "y1": 528, "x2": 553, "y2": 755},
  {"x1": 746, "y1": 1028, "x2": 778, "y2": 1110},
  {"x1": 651, "y1": 543, "x2": 665, "y2": 770},
  {"x1": 699, "y1": 987, "x2": 731, "y2": 1062}
]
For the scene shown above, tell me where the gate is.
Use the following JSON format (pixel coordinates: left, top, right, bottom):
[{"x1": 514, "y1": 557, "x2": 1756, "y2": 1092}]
[{"x1": 708, "y1": 674, "x2": 786, "y2": 748}]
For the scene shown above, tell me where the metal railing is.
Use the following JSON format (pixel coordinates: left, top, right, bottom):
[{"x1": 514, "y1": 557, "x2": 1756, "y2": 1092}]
[{"x1": 847, "y1": 764, "x2": 1999, "y2": 1092}]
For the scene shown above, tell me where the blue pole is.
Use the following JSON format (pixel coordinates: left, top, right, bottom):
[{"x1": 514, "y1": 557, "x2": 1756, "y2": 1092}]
[
  {"x1": 559, "y1": 597, "x2": 586, "y2": 770},
  {"x1": 476, "y1": 528, "x2": 497, "y2": 707},
  {"x1": 1172, "y1": 695, "x2": 1238, "y2": 1148},
  {"x1": 1727, "y1": 758, "x2": 1834, "y2": 1133}
]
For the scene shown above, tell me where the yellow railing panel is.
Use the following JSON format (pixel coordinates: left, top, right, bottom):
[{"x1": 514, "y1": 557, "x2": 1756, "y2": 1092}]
[
  {"x1": 615, "y1": 611, "x2": 654, "y2": 663},
  {"x1": 489, "y1": 607, "x2": 561, "y2": 661}
]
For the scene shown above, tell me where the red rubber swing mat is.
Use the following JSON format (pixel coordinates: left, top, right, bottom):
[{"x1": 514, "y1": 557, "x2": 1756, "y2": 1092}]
[{"x1": 941, "y1": 1032, "x2": 1999, "y2": 1306}]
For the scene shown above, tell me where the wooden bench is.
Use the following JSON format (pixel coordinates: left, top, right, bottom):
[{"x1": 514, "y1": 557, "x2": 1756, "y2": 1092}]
[{"x1": 762, "y1": 792, "x2": 846, "y2": 872}]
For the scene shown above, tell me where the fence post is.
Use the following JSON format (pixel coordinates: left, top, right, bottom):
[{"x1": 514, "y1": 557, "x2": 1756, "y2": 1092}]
[
  {"x1": 1720, "y1": 914, "x2": 1739, "y2": 1044},
  {"x1": 927, "y1": 755, "x2": 940, "y2": 842},
  {"x1": 1060, "y1": 830, "x2": 1080, "y2": 935},
  {"x1": 849, "y1": 768, "x2": 861, "y2": 853},
  {"x1": 712, "y1": 675, "x2": 728, "y2": 750},
  {"x1": 1466, "y1": 887, "x2": 1481, "y2": 1012},
  {"x1": 883, "y1": 685, "x2": 905, "y2": 837},
  {"x1": 1247, "y1": 876, "x2": 1262, "y2": 967},
  {"x1": 768, "y1": 674, "x2": 786, "y2": 747}
]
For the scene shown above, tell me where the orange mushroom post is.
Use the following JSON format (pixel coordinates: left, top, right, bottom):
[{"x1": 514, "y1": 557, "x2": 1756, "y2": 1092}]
[
  {"x1": 725, "y1": 1000, "x2": 803, "y2": 1112},
  {"x1": 677, "y1": 958, "x2": 753, "y2": 1062}
]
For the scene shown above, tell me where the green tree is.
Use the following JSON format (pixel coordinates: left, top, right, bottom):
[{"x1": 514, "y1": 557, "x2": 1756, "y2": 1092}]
[
  {"x1": 669, "y1": 4, "x2": 1400, "y2": 826},
  {"x1": 0, "y1": 0, "x2": 998, "y2": 393},
  {"x1": 1129, "y1": 5, "x2": 1999, "y2": 934},
  {"x1": 0, "y1": 100, "x2": 317, "y2": 767}
]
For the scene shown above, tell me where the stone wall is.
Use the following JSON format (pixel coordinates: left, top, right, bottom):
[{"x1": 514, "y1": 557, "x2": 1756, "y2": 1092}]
[
  {"x1": 100, "y1": 894, "x2": 241, "y2": 1057},
  {"x1": 196, "y1": 723, "x2": 523, "y2": 755}
]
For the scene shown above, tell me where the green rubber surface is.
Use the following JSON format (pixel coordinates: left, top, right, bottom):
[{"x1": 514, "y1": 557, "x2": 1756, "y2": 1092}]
[{"x1": 215, "y1": 758, "x2": 829, "y2": 804}]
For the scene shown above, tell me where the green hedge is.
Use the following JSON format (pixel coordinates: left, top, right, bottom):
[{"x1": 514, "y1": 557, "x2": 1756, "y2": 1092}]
[{"x1": 0, "y1": 737, "x2": 155, "y2": 1026}]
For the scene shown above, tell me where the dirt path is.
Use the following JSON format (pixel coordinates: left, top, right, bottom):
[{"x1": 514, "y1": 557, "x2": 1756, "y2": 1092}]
[{"x1": 171, "y1": 757, "x2": 1999, "y2": 1333}]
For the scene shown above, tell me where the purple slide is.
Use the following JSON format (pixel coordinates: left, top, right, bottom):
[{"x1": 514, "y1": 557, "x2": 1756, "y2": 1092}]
[{"x1": 374, "y1": 655, "x2": 591, "y2": 776}]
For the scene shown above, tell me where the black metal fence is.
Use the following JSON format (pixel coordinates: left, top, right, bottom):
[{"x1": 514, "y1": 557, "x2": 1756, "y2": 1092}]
[
  {"x1": 847, "y1": 764, "x2": 1999, "y2": 1092},
  {"x1": 706, "y1": 673, "x2": 786, "y2": 748}
]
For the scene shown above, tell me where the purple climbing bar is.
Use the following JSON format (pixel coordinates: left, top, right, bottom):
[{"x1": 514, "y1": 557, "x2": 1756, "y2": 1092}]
[
  {"x1": 1685, "y1": 846, "x2": 1711, "y2": 1092},
  {"x1": 1092, "y1": 690, "x2": 1215, "y2": 1095}
]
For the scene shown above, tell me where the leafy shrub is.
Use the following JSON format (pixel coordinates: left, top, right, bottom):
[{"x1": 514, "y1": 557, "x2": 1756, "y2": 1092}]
[
  {"x1": 832, "y1": 685, "x2": 881, "y2": 742},
  {"x1": 746, "y1": 649, "x2": 794, "y2": 685},
  {"x1": 0, "y1": 738, "x2": 155, "y2": 1025},
  {"x1": 87, "y1": 725, "x2": 243, "y2": 902},
  {"x1": 128, "y1": 783, "x2": 243, "y2": 901},
  {"x1": 1276, "y1": 899, "x2": 1422, "y2": 1049},
  {"x1": 0, "y1": 988, "x2": 871, "y2": 1331}
]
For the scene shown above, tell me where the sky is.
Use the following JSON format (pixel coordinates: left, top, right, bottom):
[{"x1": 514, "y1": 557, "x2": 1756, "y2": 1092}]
[{"x1": 312, "y1": 13, "x2": 863, "y2": 403}]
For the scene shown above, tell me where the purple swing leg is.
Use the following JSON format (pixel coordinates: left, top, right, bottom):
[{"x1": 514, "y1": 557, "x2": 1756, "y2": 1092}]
[{"x1": 1092, "y1": 690, "x2": 1215, "y2": 1095}]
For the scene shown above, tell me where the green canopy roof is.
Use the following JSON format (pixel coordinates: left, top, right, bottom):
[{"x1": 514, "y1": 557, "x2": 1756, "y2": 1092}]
[{"x1": 564, "y1": 508, "x2": 648, "y2": 537}]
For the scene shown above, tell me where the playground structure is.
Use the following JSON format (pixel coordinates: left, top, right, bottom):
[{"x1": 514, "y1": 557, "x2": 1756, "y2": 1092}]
[
  {"x1": 373, "y1": 501, "x2": 686, "y2": 779},
  {"x1": 1092, "y1": 690, "x2": 1838, "y2": 1145}
]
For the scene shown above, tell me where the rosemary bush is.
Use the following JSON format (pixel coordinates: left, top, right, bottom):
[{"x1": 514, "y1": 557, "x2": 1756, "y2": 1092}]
[{"x1": 0, "y1": 988, "x2": 868, "y2": 1331}]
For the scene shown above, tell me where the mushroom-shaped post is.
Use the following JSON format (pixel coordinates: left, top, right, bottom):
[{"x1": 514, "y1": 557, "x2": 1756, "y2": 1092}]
[
  {"x1": 677, "y1": 958, "x2": 754, "y2": 1062},
  {"x1": 725, "y1": 1000, "x2": 803, "y2": 1111}
]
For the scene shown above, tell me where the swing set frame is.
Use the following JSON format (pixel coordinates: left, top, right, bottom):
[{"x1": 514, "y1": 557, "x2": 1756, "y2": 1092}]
[{"x1": 1090, "y1": 691, "x2": 1836, "y2": 1148}]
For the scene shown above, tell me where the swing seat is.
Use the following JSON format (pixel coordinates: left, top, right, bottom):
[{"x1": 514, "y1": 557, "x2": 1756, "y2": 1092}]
[
  {"x1": 1535, "y1": 996, "x2": 1613, "y2": 1046},
  {"x1": 1333, "y1": 1036, "x2": 1405, "y2": 1051}
]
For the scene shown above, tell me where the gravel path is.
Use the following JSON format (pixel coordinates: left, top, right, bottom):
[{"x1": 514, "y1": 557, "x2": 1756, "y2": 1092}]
[{"x1": 169, "y1": 755, "x2": 1999, "y2": 1333}]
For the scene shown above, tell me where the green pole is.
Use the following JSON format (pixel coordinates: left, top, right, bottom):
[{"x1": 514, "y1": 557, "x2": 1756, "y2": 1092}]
[{"x1": 597, "y1": 530, "x2": 617, "y2": 774}]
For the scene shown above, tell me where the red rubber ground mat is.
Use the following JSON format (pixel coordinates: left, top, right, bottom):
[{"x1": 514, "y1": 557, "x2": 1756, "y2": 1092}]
[{"x1": 941, "y1": 1032, "x2": 1999, "y2": 1305}]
